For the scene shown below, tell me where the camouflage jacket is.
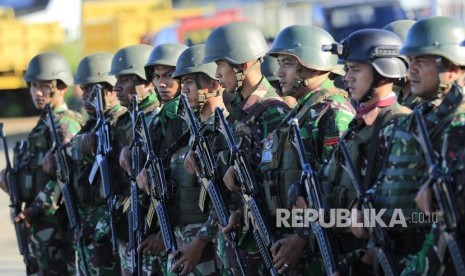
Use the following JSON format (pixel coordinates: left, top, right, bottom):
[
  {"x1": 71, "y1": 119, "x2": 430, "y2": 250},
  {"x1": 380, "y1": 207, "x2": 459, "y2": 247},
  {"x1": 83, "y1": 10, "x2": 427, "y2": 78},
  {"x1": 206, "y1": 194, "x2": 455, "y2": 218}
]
[
  {"x1": 375, "y1": 85, "x2": 465, "y2": 225},
  {"x1": 26, "y1": 104, "x2": 83, "y2": 216}
]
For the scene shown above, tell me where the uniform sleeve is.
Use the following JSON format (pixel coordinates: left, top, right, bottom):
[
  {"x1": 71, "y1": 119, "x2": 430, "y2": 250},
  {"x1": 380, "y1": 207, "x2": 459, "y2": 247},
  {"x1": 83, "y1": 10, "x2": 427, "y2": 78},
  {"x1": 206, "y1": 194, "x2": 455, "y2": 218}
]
[{"x1": 318, "y1": 102, "x2": 355, "y2": 163}]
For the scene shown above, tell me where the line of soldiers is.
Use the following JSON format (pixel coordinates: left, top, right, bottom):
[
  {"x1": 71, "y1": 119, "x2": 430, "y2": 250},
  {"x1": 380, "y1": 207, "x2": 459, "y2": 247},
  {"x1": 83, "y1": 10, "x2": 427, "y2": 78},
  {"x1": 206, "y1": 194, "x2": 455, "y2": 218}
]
[{"x1": 0, "y1": 15, "x2": 464, "y2": 276}]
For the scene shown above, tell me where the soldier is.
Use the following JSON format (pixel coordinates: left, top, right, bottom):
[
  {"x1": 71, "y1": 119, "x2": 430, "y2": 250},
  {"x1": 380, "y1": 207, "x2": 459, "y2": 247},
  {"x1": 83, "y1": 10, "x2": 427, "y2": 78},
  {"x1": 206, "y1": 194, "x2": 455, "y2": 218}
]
[
  {"x1": 382, "y1": 19, "x2": 422, "y2": 109},
  {"x1": 321, "y1": 29, "x2": 411, "y2": 274},
  {"x1": 131, "y1": 42, "x2": 188, "y2": 275},
  {"x1": 0, "y1": 52, "x2": 82, "y2": 274},
  {"x1": 199, "y1": 21, "x2": 289, "y2": 275},
  {"x1": 152, "y1": 44, "x2": 225, "y2": 275},
  {"x1": 107, "y1": 44, "x2": 159, "y2": 275},
  {"x1": 69, "y1": 52, "x2": 124, "y2": 274},
  {"x1": 261, "y1": 55, "x2": 297, "y2": 107},
  {"x1": 261, "y1": 25, "x2": 355, "y2": 275},
  {"x1": 391, "y1": 16, "x2": 465, "y2": 275}
]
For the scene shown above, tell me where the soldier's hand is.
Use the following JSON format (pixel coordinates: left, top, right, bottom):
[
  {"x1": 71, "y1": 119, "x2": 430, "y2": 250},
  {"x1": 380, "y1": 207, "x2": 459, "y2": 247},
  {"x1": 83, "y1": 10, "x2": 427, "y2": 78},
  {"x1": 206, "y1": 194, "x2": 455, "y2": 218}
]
[
  {"x1": 183, "y1": 150, "x2": 200, "y2": 176},
  {"x1": 223, "y1": 166, "x2": 241, "y2": 193},
  {"x1": 42, "y1": 150, "x2": 56, "y2": 176},
  {"x1": 271, "y1": 235, "x2": 306, "y2": 274},
  {"x1": 136, "y1": 168, "x2": 150, "y2": 195},
  {"x1": 292, "y1": 196, "x2": 308, "y2": 209},
  {"x1": 350, "y1": 205, "x2": 368, "y2": 239},
  {"x1": 170, "y1": 236, "x2": 208, "y2": 275},
  {"x1": 0, "y1": 169, "x2": 9, "y2": 194},
  {"x1": 138, "y1": 232, "x2": 166, "y2": 256},
  {"x1": 220, "y1": 208, "x2": 243, "y2": 238},
  {"x1": 415, "y1": 182, "x2": 433, "y2": 216},
  {"x1": 119, "y1": 146, "x2": 131, "y2": 175},
  {"x1": 14, "y1": 208, "x2": 35, "y2": 230}
]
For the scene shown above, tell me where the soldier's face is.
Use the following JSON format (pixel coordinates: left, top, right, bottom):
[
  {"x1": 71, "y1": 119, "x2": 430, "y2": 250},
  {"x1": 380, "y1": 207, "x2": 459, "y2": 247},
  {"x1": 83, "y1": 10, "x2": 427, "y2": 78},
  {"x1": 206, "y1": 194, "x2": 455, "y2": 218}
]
[
  {"x1": 29, "y1": 80, "x2": 53, "y2": 110},
  {"x1": 181, "y1": 74, "x2": 200, "y2": 108},
  {"x1": 277, "y1": 54, "x2": 300, "y2": 95},
  {"x1": 408, "y1": 55, "x2": 441, "y2": 100},
  {"x1": 80, "y1": 83, "x2": 96, "y2": 115},
  {"x1": 215, "y1": 60, "x2": 237, "y2": 93},
  {"x1": 152, "y1": 65, "x2": 180, "y2": 102},
  {"x1": 344, "y1": 62, "x2": 374, "y2": 102},
  {"x1": 114, "y1": 74, "x2": 136, "y2": 107}
]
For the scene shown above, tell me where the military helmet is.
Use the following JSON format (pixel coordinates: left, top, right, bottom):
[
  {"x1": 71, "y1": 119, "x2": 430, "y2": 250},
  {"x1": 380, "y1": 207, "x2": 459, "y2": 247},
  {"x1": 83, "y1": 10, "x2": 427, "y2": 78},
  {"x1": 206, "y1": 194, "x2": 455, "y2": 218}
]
[
  {"x1": 336, "y1": 29, "x2": 408, "y2": 78},
  {"x1": 203, "y1": 21, "x2": 268, "y2": 64},
  {"x1": 144, "y1": 43, "x2": 188, "y2": 81},
  {"x1": 24, "y1": 51, "x2": 74, "y2": 86},
  {"x1": 268, "y1": 25, "x2": 341, "y2": 73},
  {"x1": 261, "y1": 55, "x2": 279, "y2": 82},
  {"x1": 400, "y1": 16, "x2": 465, "y2": 66},
  {"x1": 172, "y1": 44, "x2": 216, "y2": 80},
  {"x1": 382, "y1": 20, "x2": 416, "y2": 42},
  {"x1": 75, "y1": 52, "x2": 116, "y2": 86},
  {"x1": 109, "y1": 44, "x2": 153, "y2": 80}
]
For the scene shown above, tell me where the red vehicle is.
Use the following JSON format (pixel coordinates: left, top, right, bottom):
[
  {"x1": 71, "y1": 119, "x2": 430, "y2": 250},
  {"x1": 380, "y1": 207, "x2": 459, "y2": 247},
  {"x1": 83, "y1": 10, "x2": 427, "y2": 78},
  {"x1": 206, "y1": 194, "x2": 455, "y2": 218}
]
[{"x1": 144, "y1": 9, "x2": 245, "y2": 46}]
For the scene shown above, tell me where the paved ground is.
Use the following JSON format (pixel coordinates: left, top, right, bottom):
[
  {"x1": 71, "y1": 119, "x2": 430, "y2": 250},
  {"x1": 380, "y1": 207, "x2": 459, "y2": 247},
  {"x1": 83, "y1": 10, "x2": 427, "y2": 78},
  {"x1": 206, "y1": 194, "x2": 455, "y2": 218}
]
[{"x1": 0, "y1": 117, "x2": 39, "y2": 275}]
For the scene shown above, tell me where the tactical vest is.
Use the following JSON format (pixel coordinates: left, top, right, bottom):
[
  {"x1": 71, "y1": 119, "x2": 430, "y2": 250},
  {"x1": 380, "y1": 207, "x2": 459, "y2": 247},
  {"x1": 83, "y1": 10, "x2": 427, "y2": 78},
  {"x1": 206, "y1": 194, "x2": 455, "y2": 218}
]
[
  {"x1": 323, "y1": 103, "x2": 411, "y2": 209},
  {"x1": 15, "y1": 109, "x2": 83, "y2": 202},
  {"x1": 259, "y1": 87, "x2": 349, "y2": 216},
  {"x1": 376, "y1": 102, "x2": 465, "y2": 223}
]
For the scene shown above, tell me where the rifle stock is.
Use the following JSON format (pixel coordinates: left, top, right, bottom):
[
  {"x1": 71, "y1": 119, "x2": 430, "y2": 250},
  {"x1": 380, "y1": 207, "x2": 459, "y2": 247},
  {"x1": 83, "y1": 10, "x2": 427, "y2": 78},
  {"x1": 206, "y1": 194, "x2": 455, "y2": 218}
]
[{"x1": 0, "y1": 123, "x2": 32, "y2": 274}]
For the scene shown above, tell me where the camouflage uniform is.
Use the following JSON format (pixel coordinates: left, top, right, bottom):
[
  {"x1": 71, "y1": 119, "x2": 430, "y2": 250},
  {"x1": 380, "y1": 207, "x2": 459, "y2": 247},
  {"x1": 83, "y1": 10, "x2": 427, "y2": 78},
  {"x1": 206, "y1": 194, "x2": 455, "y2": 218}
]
[
  {"x1": 114, "y1": 93, "x2": 160, "y2": 276},
  {"x1": 20, "y1": 104, "x2": 82, "y2": 274},
  {"x1": 70, "y1": 106, "x2": 127, "y2": 275},
  {"x1": 14, "y1": 52, "x2": 83, "y2": 275},
  {"x1": 105, "y1": 44, "x2": 161, "y2": 275},
  {"x1": 397, "y1": 88, "x2": 465, "y2": 276},
  {"x1": 320, "y1": 29, "x2": 412, "y2": 274}
]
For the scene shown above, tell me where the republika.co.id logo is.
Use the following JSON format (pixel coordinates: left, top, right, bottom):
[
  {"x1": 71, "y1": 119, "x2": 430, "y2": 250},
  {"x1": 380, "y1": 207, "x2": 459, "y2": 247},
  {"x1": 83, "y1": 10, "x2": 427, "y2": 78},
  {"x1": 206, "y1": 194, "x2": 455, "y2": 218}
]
[{"x1": 275, "y1": 208, "x2": 438, "y2": 228}]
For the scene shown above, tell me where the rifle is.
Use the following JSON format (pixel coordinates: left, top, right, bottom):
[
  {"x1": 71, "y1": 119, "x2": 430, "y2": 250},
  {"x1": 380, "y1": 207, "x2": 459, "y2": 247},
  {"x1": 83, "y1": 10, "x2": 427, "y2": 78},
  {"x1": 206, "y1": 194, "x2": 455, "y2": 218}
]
[
  {"x1": 214, "y1": 107, "x2": 279, "y2": 276},
  {"x1": 0, "y1": 123, "x2": 32, "y2": 274},
  {"x1": 87, "y1": 84, "x2": 118, "y2": 254},
  {"x1": 128, "y1": 95, "x2": 144, "y2": 275},
  {"x1": 177, "y1": 95, "x2": 246, "y2": 275},
  {"x1": 339, "y1": 137, "x2": 399, "y2": 275},
  {"x1": 45, "y1": 104, "x2": 90, "y2": 276},
  {"x1": 413, "y1": 108, "x2": 465, "y2": 273},
  {"x1": 136, "y1": 109, "x2": 180, "y2": 273},
  {"x1": 288, "y1": 118, "x2": 339, "y2": 275}
]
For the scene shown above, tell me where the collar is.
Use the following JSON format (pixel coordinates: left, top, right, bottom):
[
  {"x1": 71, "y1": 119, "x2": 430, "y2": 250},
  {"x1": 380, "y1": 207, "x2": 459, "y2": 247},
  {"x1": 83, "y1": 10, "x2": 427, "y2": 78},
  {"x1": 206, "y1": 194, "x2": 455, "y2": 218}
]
[{"x1": 356, "y1": 92, "x2": 397, "y2": 126}]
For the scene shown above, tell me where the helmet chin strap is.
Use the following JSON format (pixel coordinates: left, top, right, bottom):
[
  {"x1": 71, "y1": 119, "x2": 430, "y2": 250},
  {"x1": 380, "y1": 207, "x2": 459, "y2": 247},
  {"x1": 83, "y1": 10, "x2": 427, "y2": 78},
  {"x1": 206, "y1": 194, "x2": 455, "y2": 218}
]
[
  {"x1": 232, "y1": 59, "x2": 261, "y2": 92},
  {"x1": 434, "y1": 56, "x2": 452, "y2": 100},
  {"x1": 285, "y1": 64, "x2": 305, "y2": 97},
  {"x1": 195, "y1": 74, "x2": 220, "y2": 113},
  {"x1": 359, "y1": 72, "x2": 383, "y2": 103}
]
